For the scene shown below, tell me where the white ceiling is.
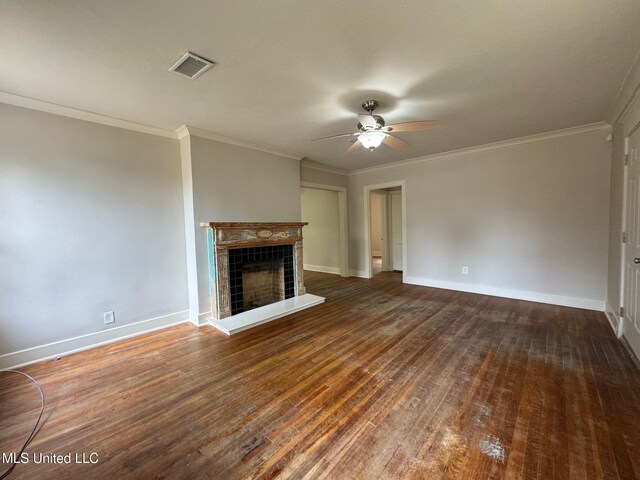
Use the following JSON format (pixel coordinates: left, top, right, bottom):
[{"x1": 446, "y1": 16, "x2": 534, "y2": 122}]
[{"x1": 1, "y1": 1, "x2": 640, "y2": 170}]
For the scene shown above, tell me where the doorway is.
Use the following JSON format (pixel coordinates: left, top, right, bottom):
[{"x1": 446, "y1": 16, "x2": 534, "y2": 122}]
[
  {"x1": 300, "y1": 182, "x2": 349, "y2": 277},
  {"x1": 364, "y1": 181, "x2": 406, "y2": 281}
]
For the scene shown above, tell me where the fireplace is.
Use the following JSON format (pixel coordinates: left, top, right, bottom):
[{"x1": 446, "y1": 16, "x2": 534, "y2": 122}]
[{"x1": 200, "y1": 222, "x2": 311, "y2": 323}]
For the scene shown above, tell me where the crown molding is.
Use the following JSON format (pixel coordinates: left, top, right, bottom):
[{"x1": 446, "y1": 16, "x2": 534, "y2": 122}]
[
  {"x1": 0, "y1": 91, "x2": 178, "y2": 139},
  {"x1": 606, "y1": 48, "x2": 640, "y2": 125},
  {"x1": 178, "y1": 125, "x2": 302, "y2": 161},
  {"x1": 176, "y1": 124, "x2": 190, "y2": 140},
  {"x1": 300, "y1": 158, "x2": 349, "y2": 176},
  {"x1": 349, "y1": 122, "x2": 611, "y2": 176}
]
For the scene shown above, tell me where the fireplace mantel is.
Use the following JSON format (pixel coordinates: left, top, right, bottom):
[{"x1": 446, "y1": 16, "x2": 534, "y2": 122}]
[
  {"x1": 200, "y1": 222, "x2": 308, "y2": 248},
  {"x1": 200, "y1": 222, "x2": 314, "y2": 329}
]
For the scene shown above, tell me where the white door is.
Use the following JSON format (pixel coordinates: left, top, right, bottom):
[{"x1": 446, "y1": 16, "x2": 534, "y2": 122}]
[
  {"x1": 624, "y1": 129, "x2": 640, "y2": 358},
  {"x1": 379, "y1": 192, "x2": 392, "y2": 272},
  {"x1": 390, "y1": 191, "x2": 403, "y2": 271}
]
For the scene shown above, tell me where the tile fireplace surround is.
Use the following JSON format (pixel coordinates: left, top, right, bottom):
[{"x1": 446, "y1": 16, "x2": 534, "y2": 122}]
[{"x1": 200, "y1": 222, "x2": 325, "y2": 335}]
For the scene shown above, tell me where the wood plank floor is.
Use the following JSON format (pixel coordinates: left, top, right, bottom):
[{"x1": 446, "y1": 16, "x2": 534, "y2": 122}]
[{"x1": 2, "y1": 271, "x2": 640, "y2": 479}]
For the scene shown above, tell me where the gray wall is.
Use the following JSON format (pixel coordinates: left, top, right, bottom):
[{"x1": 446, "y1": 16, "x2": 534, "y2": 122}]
[
  {"x1": 349, "y1": 126, "x2": 612, "y2": 308},
  {"x1": 0, "y1": 103, "x2": 188, "y2": 355},
  {"x1": 186, "y1": 135, "x2": 302, "y2": 314},
  {"x1": 300, "y1": 164, "x2": 348, "y2": 188}
]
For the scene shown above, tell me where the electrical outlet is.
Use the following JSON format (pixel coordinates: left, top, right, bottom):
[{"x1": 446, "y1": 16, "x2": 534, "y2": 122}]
[
  {"x1": 104, "y1": 310, "x2": 115, "y2": 325},
  {"x1": 462, "y1": 266, "x2": 469, "y2": 275}
]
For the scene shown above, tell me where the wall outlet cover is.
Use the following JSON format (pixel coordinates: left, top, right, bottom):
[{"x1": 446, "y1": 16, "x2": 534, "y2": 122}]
[
  {"x1": 104, "y1": 310, "x2": 115, "y2": 325},
  {"x1": 462, "y1": 266, "x2": 469, "y2": 275}
]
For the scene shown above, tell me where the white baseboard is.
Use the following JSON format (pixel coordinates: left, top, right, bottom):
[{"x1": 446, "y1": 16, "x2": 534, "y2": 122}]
[
  {"x1": 350, "y1": 269, "x2": 368, "y2": 279},
  {"x1": 304, "y1": 264, "x2": 341, "y2": 275},
  {"x1": 0, "y1": 310, "x2": 190, "y2": 370},
  {"x1": 372, "y1": 251, "x2": 382, "y2": 257},
  {"x1": 405, "y1": 276, "x2": 604, "y2": 311},
  {"x1": 189, "y1": 310, "x2": 212, "y2": 326},
  {"x1": 621, "y1": 334, "x2": 640, "y2": 369},
  {"x1": 605, "y1": 302, "x2": 622, "y2": 337}
]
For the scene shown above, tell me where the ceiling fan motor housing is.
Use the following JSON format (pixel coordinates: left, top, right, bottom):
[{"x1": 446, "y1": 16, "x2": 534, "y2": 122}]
[{"x1": 357, "y1": 115, "x2": 385, "y2": 131}]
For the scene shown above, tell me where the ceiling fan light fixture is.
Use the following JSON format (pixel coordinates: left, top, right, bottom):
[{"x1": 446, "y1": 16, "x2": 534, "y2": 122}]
[{"x1": 359, "y1": 131, "x2": 385, "y2": 150}]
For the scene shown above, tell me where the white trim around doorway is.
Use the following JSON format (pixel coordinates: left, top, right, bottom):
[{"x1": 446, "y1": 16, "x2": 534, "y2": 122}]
[{"x1": 363, "y1": 180, "x2": 407, "y2": 282}]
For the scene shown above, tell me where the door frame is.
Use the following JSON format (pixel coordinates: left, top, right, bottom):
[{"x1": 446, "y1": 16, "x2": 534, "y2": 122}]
[
  {"x1": 620, "y1": 136, "x2": 630, "y2": 339},
  {"x1": 301, "y1": 182, "x2": 349, "y2": 277},
  {"x1": 363, "y1": 180, "x2": 407, "y2": 282}
]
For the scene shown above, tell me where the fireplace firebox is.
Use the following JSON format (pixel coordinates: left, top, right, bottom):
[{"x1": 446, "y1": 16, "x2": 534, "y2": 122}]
[{"x1": 229, "y1": 245, "x2": 295, "y2": 315}]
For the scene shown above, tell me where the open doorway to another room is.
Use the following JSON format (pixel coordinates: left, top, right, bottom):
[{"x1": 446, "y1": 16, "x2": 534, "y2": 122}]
[
  {"x1": 300, "y1": 182, "x2": 349, "y2": 277},
  {"x1": 364, "y1": 181, "x2": 406, "y2": 281}
]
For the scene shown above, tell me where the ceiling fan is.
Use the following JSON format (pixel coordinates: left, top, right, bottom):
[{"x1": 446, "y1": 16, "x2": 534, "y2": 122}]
[{"x1": 312, "y1": 100, "x2": 439, "y2": 154}]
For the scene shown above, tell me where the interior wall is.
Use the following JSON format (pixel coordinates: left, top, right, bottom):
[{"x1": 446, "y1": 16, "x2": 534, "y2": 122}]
[
  {"x1": 186, "y1": 135, "x2": 302, "y2": 315},
  {"x1": 370, "y1": 193, "x2": 383, "y2": 256},
  {"x1": 300, "y1": 187, "x2": 341, "y2": 273},
  {"x1": 300, "y1": 164, "x2": 348, "y2": 188},
  {"x1": 349, "y1": 126, "x2": 612, "y2": 309},
  {"x1": 0, "y1": 103, "x2": 188, "y2": 356}
]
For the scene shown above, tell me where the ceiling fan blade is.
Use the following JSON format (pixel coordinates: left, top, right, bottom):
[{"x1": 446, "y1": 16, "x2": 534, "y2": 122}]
[
  {"x1": 311, "y1": 132, "x2": 358, "y2": 142},
  {"x1": 386, "y1": 120, "x2": 440, "y2": 132},
  {"x1": 358, "y1": 114, "x2": 377, "y2": 128},
  {"x1": 346, "y1": 140, "x2": 362, "y2": 155},
  {"x1": 382, "y1": 134, "x2": 409, "y2": 150}
]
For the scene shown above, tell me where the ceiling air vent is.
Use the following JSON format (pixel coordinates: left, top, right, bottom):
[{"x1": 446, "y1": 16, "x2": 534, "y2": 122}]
[{"x1": 169, "y1": 52, "x2": 215, "y2": 79}]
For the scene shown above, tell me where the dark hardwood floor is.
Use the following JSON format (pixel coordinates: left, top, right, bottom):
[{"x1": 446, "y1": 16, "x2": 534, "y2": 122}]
[{"x1": 2, "y1": 271, "x2": 640, "y2": 479}]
